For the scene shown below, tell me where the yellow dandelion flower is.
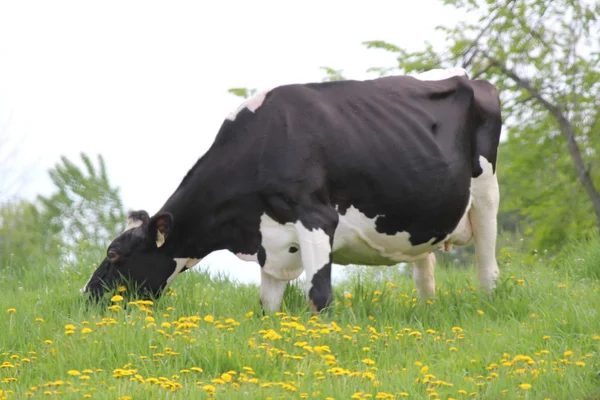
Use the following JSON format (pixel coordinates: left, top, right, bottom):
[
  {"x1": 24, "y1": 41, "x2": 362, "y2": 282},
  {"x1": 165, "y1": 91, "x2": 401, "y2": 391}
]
[
  {"x1": 67, "y1": 370, "x2": 80, "y2": 376},
  {"x1": 420, "y1": 366, "x2": 429, "y2": 374},
  {"x1": 110, "y1": 295, "x2": 124, "y2": 302},
  {"x1": 564, "y1": 350, "x2": 573, "y2": 357},
  {"x1": 476, "y1": 310, "x2": 484, "y2": 315},
  {"x1": 451, "y1": 327, "x2": 463, "y2": 333},
  {"x1": 81, "y1": 328, "x2": 93, "y2": 334},
  {"x1": 44, "y1": 340, "x2": 53, "y2": 344},
  {"x1": 6, "y1": 308, "x2": 16, "y2": 314},
  {"x1": 118, "y1": 286, "x2": 127, "y2": 292},
  {"x1": 518, "y1": 383, "x2": 531, "y2": 390},
  {"x1": 204, "y1": 315, "x2": 214, "y2": 323},
  {"x1": 362, "y1": 358, "x2": 375, "y2": 365}
]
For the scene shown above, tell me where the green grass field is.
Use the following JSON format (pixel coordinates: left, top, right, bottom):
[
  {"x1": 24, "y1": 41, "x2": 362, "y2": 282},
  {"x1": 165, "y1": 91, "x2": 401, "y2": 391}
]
[{"x1": 1, "y1": 238, "x2": 599, "y2": 399}]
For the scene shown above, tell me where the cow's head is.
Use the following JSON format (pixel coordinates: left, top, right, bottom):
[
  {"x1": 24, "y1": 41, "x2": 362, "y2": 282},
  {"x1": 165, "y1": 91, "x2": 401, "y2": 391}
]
[{"x1": 81, "y1": 210, "x2": 178, "y2": 301}]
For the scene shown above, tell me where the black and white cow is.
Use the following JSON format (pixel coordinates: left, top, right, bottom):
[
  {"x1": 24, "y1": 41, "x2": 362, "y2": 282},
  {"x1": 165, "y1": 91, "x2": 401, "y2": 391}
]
[{"x1": 81, "y1": 67, "x2": 502, "y2": 313}]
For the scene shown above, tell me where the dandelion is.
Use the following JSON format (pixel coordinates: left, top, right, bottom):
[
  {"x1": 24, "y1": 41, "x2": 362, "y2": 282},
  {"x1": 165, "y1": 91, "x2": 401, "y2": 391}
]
[
  {"x1": 110, "y1": 294, "x2": 124, "y2": 302},
  {"x1": 362, "y1": 358, "x2": 376, "y2": 365},
  {"x1": 476, "y1": 310, "x2": 484, "y2": 315},
  {"x1": 518, "y1": 383, "x2": 532, "y2": 390},
  {"x1": 204, "y1": 315, "x2": 215, "y2": 323},
  {"x1": 221, "y1": 373, "x2": 233, "y2": 382},
  {"x1": 118, "y1": 286, "x2": 127, "y2": 292},
  {"x1": 564, "y1": 350, "x2": 573, "y2": 357},
  {"x1": 543, "y1": 335, "x2": 551, "y2": 340},
  {"x1": 6, "y1": 308, "x2": 16, "y2": 314},
  {"x1": 67, "y1": 370, "x2": 80, "y2": 376},
  {"x1": 81, "y1": 328, "x2": 93, "y2": 334}
]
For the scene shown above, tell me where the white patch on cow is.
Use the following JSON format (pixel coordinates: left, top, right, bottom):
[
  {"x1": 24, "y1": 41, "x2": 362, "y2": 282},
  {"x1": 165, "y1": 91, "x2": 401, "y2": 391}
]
[
  {"x1": 260, "y1": 269, "x2": 287, "y2": 313},
  {"x1": 235, "y1": 252, "x2": 258, "y2": 262},
  {"x1": 156, "y1": 231, "x2": 166, "y2": 248},
  {"x1": 125, "y1": 217, "x2": 143, "y2": 231},
  {"x1": 225, "y1": 88, "x2": 273, "y2": 121},
  {"x1": 167, "y1": 258, "x2": 200, "y2": 286},
  {"x1": 331, "y1": 205, "x2": 440, "y2": 266},
  {"x1": 295, "y1": 222, "x2": 332, "y2": 311},
  {"x1": 413, "y1": 252, "x2": 436, "y2": 298},
  {"x1": 470, "y1": 155, "x2": 500, "y2": 293},
  {"x1": 446, "y1": 196, "x2": 473, "y2": 247},
  {"x1": 413, "y1": 67, "x2": 469, "y2": 81},
  {"x1": 259, "y1": 213, "x2": 304, "y2": 281}
]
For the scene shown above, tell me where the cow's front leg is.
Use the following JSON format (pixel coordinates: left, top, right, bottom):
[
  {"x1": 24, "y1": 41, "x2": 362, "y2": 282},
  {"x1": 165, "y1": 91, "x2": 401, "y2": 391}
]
[
  {"x1": 260, "y1": 269, "x2": 287, "y2": 313},
  {"x1": 470, "y1": 156, "x2": 500, "y2": 293},
  {"x1": 413, "y1": 252, "x2": 436, "y2": 299},
  {"x1": 295, "y1": 207, "x2": 338, "y2": 313}
]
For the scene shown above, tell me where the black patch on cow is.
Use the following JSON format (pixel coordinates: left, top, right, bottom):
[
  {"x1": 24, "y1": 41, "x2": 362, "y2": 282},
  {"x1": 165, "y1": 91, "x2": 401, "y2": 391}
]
[
  {"x1": 308, "y1": 262, "x2": 334, "y2": 312},
  {"x1": 288, "y1": 246, "x2": 298, "y2": 254},
  {"x1": 257, "y1": 246, "x2": 266, "y2": 267}
]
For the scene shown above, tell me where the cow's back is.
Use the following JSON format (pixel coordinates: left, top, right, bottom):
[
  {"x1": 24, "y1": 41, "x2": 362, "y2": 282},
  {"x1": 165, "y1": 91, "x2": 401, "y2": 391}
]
[{"x1": 249, "y1": 75, "x2": 478, "y2": 249}]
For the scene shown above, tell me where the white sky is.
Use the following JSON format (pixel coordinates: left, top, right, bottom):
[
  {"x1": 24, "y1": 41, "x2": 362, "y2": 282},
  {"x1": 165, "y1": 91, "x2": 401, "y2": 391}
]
[{"x1": 0, "y1": 0, "x2": 463, "y2": 285}]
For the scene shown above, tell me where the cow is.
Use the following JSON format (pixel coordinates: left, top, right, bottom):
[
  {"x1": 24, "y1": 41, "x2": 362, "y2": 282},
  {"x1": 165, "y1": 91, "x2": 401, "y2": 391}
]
[{"x1": 81, "y1": 67, "x2": 502, "y2": 314}]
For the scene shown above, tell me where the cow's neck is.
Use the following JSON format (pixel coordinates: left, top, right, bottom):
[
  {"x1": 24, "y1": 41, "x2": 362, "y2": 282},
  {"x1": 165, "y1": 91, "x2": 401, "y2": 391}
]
[{"x1": 156, "y1": 152, "x2": 262, "y2": 264}]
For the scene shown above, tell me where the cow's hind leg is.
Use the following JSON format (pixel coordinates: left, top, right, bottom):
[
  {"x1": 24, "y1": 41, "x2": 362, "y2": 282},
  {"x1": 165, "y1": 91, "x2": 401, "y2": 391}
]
[
  {"x1": 413, "y1": 252, "x2": 436, "y2": 299},
  {"x1": 470, "y1": 156, "x2": 500, "y2": 293},
  {"x1": 295, "y1": 205, "x2": 339, "y2": 313}
]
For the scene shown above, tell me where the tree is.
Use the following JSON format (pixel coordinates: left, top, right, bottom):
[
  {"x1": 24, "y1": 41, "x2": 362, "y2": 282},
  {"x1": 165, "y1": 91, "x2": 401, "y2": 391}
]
[
  {"x1": 1, "y1": 152, "x2": 126, "y2": 270},
  {"x1": 355, "y1": 0, "x2": 600, "y2": 249},
  {"x1": 37, "y1": 153, "x2": 126, "y2": 264}
]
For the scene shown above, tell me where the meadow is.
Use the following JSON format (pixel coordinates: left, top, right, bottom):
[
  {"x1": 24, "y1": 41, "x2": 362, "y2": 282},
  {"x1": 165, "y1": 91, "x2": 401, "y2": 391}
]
[{"x1": 1, "y1": 238, "x2": 599, "y2": 400}]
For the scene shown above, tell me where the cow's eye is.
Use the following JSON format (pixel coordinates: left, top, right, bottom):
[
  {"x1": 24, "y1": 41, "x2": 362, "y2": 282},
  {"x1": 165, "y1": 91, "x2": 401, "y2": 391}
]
[{"x1": 107, "y1": 249, "x2": 119, "y2": 262}]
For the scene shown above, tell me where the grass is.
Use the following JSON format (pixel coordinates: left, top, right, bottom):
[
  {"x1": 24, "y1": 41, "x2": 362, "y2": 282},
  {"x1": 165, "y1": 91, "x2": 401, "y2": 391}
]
[{"x1": 0, "y1": 239, "x2": 599, "y2": 400}]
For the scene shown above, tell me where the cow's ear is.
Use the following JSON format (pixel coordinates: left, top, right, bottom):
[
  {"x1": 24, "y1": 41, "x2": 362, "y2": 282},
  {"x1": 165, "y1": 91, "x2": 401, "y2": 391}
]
[{"x1": 148, "y1": 212, "x2": 173, "y2": 248}]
